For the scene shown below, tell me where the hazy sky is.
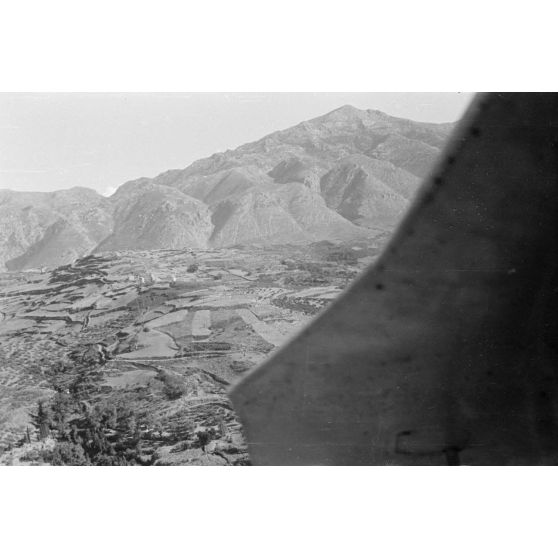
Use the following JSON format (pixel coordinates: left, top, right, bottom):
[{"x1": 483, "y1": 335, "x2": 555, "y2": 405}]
[{"x1": 0, "y1": 93, "x2": 474, "y2": 195}]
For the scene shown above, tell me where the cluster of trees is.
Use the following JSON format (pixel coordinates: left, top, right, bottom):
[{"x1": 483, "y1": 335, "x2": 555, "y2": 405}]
[
  {"x1": 157, "y1": 370, "x2": 188, "y2": 400},
  {"x1": 283, "y1": 260, "x2": 331, "y2": 285},
  {"x1": 325, "y1": 247, "x2": 359, "y2": 265},
  {"x1": 33, "y1": 394, "x2": 150, "y2": 465},
  {"x1": 41, "y1": 357, "x2": 102, "y2": 398},
  {"x1": 31, "y1": 391, "x2": 228, "y2": 465},
  {"x1": 28, "y1": 352, "x2": 223, "y2": 465}
]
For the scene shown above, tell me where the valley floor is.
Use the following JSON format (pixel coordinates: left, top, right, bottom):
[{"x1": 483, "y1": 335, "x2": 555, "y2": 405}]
[{"x1": 0, "y1": 240, "x2": 381, "y2": 465}]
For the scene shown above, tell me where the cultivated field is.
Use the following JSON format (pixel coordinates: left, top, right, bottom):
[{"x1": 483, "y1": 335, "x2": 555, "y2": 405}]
[{"x1": 0, "y1": 240, "x2": 382, "y2": 465}]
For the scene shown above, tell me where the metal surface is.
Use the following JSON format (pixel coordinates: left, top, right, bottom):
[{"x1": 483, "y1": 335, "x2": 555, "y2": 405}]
[{"x1": 230, "y1": 93, "x2": 558, "y2": 465}]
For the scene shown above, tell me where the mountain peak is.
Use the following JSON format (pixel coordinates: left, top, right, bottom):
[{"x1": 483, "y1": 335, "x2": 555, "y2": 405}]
[
  {"x1": 0, "y1": 104, "x2": 454, "y2": 270},
  {"x1": 322, "y1": 104, "x2": 365, "y2": 119},
  {"x1": 334, "y1": 104, "x2": 361, "y2": 113},
  {"x1": 314, "y1": 105, "x2": 396, "y2": 127}
]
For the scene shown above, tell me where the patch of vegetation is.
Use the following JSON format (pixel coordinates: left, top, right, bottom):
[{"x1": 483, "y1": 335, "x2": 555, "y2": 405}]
[
  {"x1": 47, "y1": 442, "x2": 89, "y2": 465},
  {"x1": 325, "y1": 247, "x2": 359, "y2": 265},
  {"x1": 33, "y1": 394, "x2": 152, "y2": 466},
  {"x1": 157, "y1": 369, "x2": 188, "y2": 400},
  {"x1": 196, "y1": 429, "x2": 213, "y2": 450}
]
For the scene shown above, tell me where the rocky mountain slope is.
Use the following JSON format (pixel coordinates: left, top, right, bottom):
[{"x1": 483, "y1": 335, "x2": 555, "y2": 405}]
[
  {"x1": 95, "y1": 179, "x2": 213, "y2": 252},
  {"x1": 0, "y1": 188, "x2": 113, "y2": 271},
  {"x1": 0, "y1": 106, "x2": 452, "y2": 270}
]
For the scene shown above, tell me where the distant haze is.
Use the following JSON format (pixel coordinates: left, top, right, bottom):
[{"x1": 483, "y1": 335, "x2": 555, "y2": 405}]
[{"x1": 0, "y1": 92, "x2": 473, "y2": 194}]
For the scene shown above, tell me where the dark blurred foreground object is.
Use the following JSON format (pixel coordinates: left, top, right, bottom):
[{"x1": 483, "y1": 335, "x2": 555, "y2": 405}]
[{"x1": 230, "y1": 93, "x2": 558, "y2": 465}]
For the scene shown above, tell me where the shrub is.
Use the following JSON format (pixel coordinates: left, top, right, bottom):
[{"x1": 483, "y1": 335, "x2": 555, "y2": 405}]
[
  {"x1": 48, "y1": 442, "x2": 89, "y2": 466},
  {"x1": 196, "y1": 430, "x2": 211, "y2": 450},
  {"x1": 33, "y1": 400, "x2": 52, "y2": 440},
  {"x1": 158, "y1": 370, "x2": 187, "y2": 400}
]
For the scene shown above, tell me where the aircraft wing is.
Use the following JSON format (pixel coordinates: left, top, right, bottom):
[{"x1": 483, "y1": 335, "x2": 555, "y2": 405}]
[{"x1": 230, "y1": 93, "x2": 558, "y2": 465}]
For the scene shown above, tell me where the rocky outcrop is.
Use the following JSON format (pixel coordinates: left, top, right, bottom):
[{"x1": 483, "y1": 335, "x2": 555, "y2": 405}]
[{"x1": 95, "y1": 180, "x2": 212, "y2": 252}]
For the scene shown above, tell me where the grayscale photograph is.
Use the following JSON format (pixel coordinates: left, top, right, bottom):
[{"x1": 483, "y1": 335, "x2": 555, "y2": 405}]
[
  {"x1": 0, "y1": 92, "x2": 556, "y2": 466},
  {"x1": 3, "y1": 2, "x2": 556, "y2": 558}
]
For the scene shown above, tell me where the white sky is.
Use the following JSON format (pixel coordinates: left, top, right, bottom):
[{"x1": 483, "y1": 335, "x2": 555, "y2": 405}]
[{"x1": 0, "y1": 93, "x2": 474, "y2": 195}]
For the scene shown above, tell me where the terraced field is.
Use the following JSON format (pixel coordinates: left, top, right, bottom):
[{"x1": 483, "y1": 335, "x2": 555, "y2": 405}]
[{"x1": 0, "y1": 242, "x2": 373, "y2": 464}]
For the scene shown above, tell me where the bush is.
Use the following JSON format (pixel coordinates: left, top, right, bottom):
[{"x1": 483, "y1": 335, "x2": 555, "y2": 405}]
[
  {"x1": 158, "y1": 370, "x2": 187, "y2": 400},
  {"x1": 48, "y1": 442, "x2": 89, "y2": 465},
  {"x1": 196, "y1": 430, "x2": 211, "y2": 450},
  {"x1": 187, "y1": 263, "x2": 199, "y2": 273}
]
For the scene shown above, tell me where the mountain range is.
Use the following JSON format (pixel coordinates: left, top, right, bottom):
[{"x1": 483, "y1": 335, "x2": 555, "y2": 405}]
[{"x1": 0, "y1": 105, "x2": 453, "y2": 271}]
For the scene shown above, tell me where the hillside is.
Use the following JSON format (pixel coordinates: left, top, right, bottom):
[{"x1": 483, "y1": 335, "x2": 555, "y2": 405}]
[
  {"x1": 0, "y1": 106, "x2": 452, "y2": 270},
  {"x1": 0, "y1": 188, "x2": 113, "y2": 271},
  {"x1": 95, "y1": 179, "x2": 213, "y2": 252},
  {"x1": 0, "y1": 241, "x2": 382, "y2": 464}
]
